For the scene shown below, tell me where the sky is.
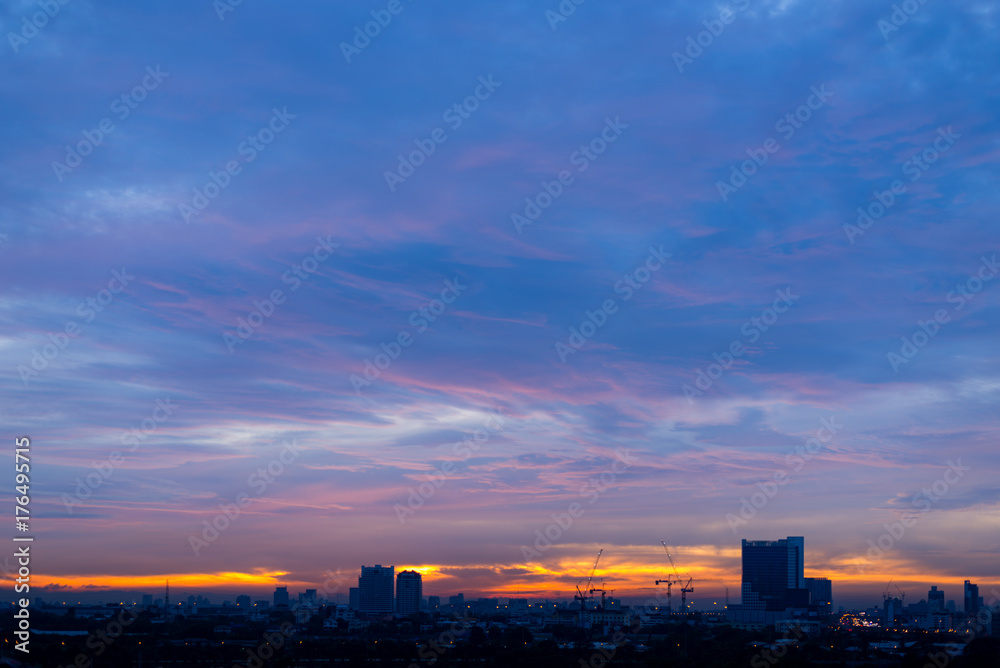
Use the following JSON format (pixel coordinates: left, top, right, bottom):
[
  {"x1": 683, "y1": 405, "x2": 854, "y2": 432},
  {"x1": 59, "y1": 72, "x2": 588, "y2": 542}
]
[{"x1": 1, "y1": 0, "x2": 998, "y2": 611}]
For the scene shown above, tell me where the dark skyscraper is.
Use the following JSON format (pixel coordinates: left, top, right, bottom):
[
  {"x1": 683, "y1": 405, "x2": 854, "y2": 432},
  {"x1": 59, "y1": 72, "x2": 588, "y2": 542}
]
[
  {"x1": 274, "y1": 585, "x2": 289, "y2": 608},
  {"x1": 804, "y1": 577, "x2": 833, "y2": 611},
  {"x1": 348, "y1": 587, "x2": 360, "y2": 610},
  {"x1": 741, "y1": 536, "x2": 807, "y2": 611},
  {"x1": 359, "y1": 565, "x2": 395, "y2": 614},
  {"x1": 964, "y1": 580, "x2": 980, "y2": 614},
  {"x1": 396, "y1": 570, "x2": 423, "y2": 614},
  {"x1": 928, "y1": 586, "x2": 945, "y2": 612}
]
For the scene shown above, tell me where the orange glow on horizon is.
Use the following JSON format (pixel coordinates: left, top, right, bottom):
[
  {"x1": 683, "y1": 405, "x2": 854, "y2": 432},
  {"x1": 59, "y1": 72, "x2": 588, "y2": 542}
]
[
  {"x1": 24, "y1": 570, "x2": 296, "y2": 592},
  {"x1": 16, "y1": 554, "x2": 998, "y2": 600}
]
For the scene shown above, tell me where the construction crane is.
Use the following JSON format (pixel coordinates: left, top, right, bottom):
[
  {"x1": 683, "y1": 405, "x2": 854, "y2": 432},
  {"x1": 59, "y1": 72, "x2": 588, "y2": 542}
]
[
  {"x1": 654, "y1": 542, "x2": 679, "y2": 612},
  {"x1": 893, "y1": 584, "x2": 906, "y2": 606},
  {"x1": 654, "y1": 576, "x2": 677, "y2": 612},
  {"x1": 679, "y1": 577, "x2": 694, "y2": 612},
  {"x1": 662, "y1": 541, "x2": 694, "y2": 613},
  {"x1": 574, "y1": 549, "x2": 602, "y2": 611},
  {"x1": 590, "y1": 581, "x2": 615, "y2": 610},
  {"x1": 882, "y1": 580, "x2": 906, "y2": 606},
  {"x1": 882, "y1": 579, "x2": 895, "y2": 602}
]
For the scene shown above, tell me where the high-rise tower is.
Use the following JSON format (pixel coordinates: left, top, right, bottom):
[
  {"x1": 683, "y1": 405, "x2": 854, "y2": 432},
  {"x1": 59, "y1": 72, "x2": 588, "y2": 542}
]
[{"x1": 396, "y1": 570, "x2": 422, "y2": 614}]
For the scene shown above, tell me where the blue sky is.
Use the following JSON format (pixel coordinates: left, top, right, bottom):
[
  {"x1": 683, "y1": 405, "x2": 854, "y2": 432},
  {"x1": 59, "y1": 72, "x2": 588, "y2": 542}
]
[{"x1": 1, "y1": 0, "x2": 998, "y2": 608}]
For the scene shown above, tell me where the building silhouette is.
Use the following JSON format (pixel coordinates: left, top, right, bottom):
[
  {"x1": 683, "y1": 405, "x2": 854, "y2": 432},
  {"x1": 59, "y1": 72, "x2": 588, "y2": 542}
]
[
  {"x1": 928, "y1": 586, "x2": 945, "y2": 613},
  {"x1": 740, "y1": 536, "x2": 807, "y2": 611},
  {"x1": 883, "y1": 595, "x2": 902, "y2": 627},
  {"x1": 299, "y1": 589, "x2": 318, "y2": 607},
  {"x1": 274, "y1": 586, "x2": 289, "y2": 608},
  {"x1": 396, "y1": 570, "x2": 422, "y2": 614},
  {"x1": 804, "y1": 577, "x2": 833, "y2": 611},
  {"x1": 728, "y1": 535, "x2": 829, "y2": 629},
  {"x1": 358, "y1": 565, "x2": 394, "y2": 614},
  {"x1": 348, "y1": 587, "x2": 359, "y2": 610},
  {"x1": 964, "y1": 580, "x2": 980, "y2": 614}
]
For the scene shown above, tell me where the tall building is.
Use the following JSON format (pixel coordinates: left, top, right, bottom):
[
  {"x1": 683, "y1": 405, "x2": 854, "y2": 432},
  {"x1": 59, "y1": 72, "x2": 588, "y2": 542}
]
[
  {"x1": 804, "y1": 577, "x2": 832, "y2": 612},
  {"x1": 741, "y1": 536, "x2": 808, "y2": 611},
  {"x1": 928, "y1": 586, "x2": 945, "y2": 613},
  {"x1": 274, "y1": 586, "x2": 289, "y2": 608},
  {"x1": 883, "y1": 596, "x2": 902, "y2": 627},
  {"x1": 358, "y1": 565, "x2": 394, "y2": 614},
  {"x1": 427, "y1": 595, "x2": 440, "y2": 610},
  {"x1": 348, "y1": 587, "x2": 360, "y2": 610},
  {"x1": 449, "y1": 593, "x2": 464, "y2": 607},
  {"x1": 236, "y1": 595, "x2": 251, "y2": 608},
  {"x1": 396, "y1": 570, "x2": 422, "y2": 614},
  {"x1": 964, "y1": 580, "x2": 980, "y2": 614}
]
